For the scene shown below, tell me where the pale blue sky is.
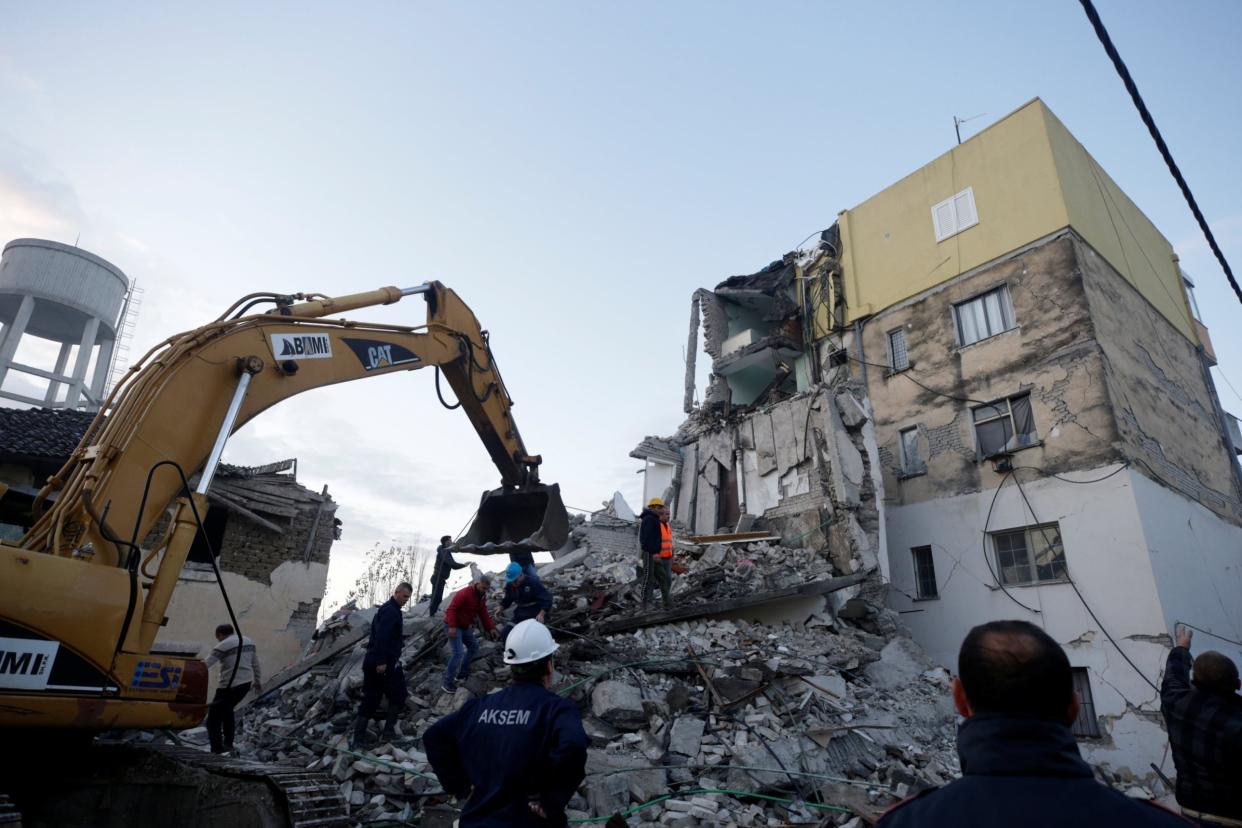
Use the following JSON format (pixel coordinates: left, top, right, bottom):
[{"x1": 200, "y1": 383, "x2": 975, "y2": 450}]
[{"x1": 3, "y1": 1, "x2": 1240, "y2": 604}]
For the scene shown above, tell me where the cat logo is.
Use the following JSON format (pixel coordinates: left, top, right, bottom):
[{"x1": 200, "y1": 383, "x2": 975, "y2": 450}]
[
  {"x1": 269, "y1": 333, "x2": 333, "y2": 360},
  {"x1": 342, "y1": 338, "x2": 421, "y2": 371}
]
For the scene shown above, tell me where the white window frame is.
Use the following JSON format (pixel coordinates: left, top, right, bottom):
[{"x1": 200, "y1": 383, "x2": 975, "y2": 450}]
[
  {"x1": 899, "y1": 426, "x2": 924, "y2": 475},
  {"x1": 954, "y1": 285, "x2": 1015, "y2": 347},
  {"x1": 972, "y1": 392, "x2": 1038, "y2": 458},
  {"x1": 1182, "y1": 270, "x2": 1203, "y2": 323},
  {"x1": 887, "y1": 327, "x2": 909, "y2": 372},
  {"x1": 911, "y1": 546, "x2": 938, "y2": 599},
  {"x1": 990, "y1": 522, "x2": 1067, "y2": 586},
  {"x1": 932, "y1": 186, "x2": 979, "y2": 242}
]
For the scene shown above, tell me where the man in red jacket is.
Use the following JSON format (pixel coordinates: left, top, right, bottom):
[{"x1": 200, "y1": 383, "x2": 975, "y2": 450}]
[{"x1": 442, "y1": 575, "x2": 499, "y2": 692}]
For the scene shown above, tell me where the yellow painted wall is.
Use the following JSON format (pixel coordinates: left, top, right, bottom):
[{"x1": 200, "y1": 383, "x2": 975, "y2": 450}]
[
  {"x1": 1043, "y1": 107, "x2": 1196, "y2": 341},
  {"x1": 837, "y1": 98, "x2": 1197, "y2": 344}
]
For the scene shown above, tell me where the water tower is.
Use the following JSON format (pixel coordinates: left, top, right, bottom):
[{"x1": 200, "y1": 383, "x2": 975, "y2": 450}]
[{"x1": 0, "y1": 238, "x2": 130, "y2": 411}]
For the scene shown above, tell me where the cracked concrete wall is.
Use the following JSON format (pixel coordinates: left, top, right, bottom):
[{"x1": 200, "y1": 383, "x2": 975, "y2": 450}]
[
  {"x1": 671, "y1": 386, "x2": 881, "y2": 576},
  {"x1": 861, "y1": 234, "x2": 1120, "y2": 507},
  {"x1": 883, "y1": 465, "x2": 1176, "y2": 782},
  {"x1": 1076, "y1": 238, "x2": 1242, "y2": 524}
]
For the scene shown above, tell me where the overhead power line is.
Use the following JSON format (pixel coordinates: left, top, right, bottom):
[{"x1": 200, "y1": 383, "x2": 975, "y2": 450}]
[{"x1": 1078, "y1": 0, "x2": 1242, "y2": 307}]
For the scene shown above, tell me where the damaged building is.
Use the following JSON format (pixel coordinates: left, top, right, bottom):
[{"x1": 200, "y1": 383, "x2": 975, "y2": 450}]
[
  {"x1": 646, "y1": 98, "x2": 1242, "y2": 781},
  {"x1": 0, "y1": 406, "x2": 341, "y2": 680}
]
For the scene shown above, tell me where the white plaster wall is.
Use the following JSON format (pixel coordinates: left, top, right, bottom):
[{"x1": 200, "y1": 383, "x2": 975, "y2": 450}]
[
  {"x1": 157, "y1": 559, "x2": 329, "y2": 694},
  {"x1": 643, "y1": 460, "x2": 676, "y2": 509},
  {"x1": 1132, "y1": 472, "x2": 1242, "y2": 665},
  {"x1": 884, "y1": 465, "x2": 1173, "y2": 776}
]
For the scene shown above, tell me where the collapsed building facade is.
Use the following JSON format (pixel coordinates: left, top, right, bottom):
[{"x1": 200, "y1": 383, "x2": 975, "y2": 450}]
[
  {"x1": 640, "y1": 98, "x2": 1242, "y2": 780},
  {"x1": 0, "y1": 406, "x2": 340, "y2": 681}
]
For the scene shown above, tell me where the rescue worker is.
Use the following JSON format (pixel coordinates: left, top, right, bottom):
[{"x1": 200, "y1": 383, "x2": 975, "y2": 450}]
[
  {"x1": 350, "y1": 582, "x2": 412, "y2": 748},
  {"x1": 877, "y1": 619, "x2": 1188, "y2": 827},
  {"x1": 429, "y1": 534, "x2": 468, "y2": 616},
  {"x1": 203, "y1": 623, "x2": 262, "y2": 754},
  {"x1": 500, "y1": 561, "x2": 553, "y2": 640},
  {"x1": 424, "y1": 619, "x2": 588, "y2": 827},
  {"x1": 442, "y1": 575, "x2": 499, "y2": 692},
  {"x1": 638, "y1": 497, "x2": 673, "y2": 609},
  {"x1": 1161, "y1": 623, "x2": 1242, "y2": 826}
]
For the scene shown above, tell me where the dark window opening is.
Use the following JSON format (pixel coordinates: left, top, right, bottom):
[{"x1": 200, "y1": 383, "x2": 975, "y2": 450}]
[
  {"x1": 1071, "y1": 667, "x2": 1101, "y2": 738},
  {"x1": 973, "y1": 392, "x2": 1037, "y2": 458},
  {"x1": 912, "y1": 546, "x2": 938, "y2": 599},
  {"x1": 187, "y1": 506, "x2": 229, "y2": 564}
]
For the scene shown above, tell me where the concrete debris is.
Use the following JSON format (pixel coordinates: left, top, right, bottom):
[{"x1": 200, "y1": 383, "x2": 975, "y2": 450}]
[{"x1": 189, "y1": 510, "x2": 977, "y2": 827}]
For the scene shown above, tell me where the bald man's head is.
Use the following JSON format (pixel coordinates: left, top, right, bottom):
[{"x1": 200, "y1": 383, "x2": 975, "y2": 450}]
[
  {"x1": 957, "y1": 620, "x2": 1074, "y2": 722},
  {"x1": 1193, "y1": 650, "x2": 1241, "y2": 696}
]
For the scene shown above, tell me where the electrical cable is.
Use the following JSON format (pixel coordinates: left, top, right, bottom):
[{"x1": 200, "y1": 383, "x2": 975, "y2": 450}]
[
  {"x1": 1009, "y1": 468, "x2": 1160, "y2": 693},
  {"x1": 1077, "y1": 0, "x2": 1242, "y2": 306},
  {"x1": 847, "y1": 354, "x2": 993, "y2": 406},
  {"x1": 1176, "y1": 620, "x2": 1242, "y2": 649},
  {"x1": 981, "y1": 470, "x2": 1042, "y2": 614},
  {"x1": 1009, "y1": 462, "x2": 1131, "y2": 485}
]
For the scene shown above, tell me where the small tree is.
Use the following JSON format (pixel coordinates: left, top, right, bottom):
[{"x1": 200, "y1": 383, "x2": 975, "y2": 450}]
[{"x1": 346, "y1": 535, "x2": 433, "y2": 607}]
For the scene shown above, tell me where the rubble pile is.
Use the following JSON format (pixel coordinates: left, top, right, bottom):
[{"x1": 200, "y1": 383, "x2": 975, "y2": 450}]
[{"x1": 230, "y1": 528, "x2": 961, "y2": 826}]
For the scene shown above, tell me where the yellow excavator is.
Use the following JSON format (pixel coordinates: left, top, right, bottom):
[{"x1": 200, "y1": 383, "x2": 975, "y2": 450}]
[{"x1": 0, "y1": 282, "x2": 569, "y2": 826}]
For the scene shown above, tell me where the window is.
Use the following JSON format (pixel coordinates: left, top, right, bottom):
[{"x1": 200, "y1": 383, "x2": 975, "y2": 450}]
[
  {"x1": 932, "y1": 186, "x2": 979, "y2": 242},
  {"x1": 899, "y1": 426, "x2": 924, "y2": 475},
  {"x1": 888, "y1": 328, "x2": 909, "y2": 371},
  {"x1": 954, "y1": 285, "x2": 1014, "y2": 346},
  {"x1": 973, "y1": 393, "x2": 1037, "y2": 457},
  {"x1": 1182, "y1": 270, "x2": 1203, "y2": 323},
  {"x1": 912, "y1": 546, "x2": 938, "y2": 599},
  {"x1": 1070, "y1": 668, "x2": 1101, "y2": 738},
  {"x1": 991, "y1": 523, "x2": 1067, "y2": 586}
]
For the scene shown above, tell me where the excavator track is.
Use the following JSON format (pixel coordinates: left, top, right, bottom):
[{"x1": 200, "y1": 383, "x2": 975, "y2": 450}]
[{"x1": 1, "y1": 740, "x2": 348, "y2": 828}]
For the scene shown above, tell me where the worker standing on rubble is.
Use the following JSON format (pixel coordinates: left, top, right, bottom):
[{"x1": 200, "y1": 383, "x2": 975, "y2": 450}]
[
  {"x1": 424, "y1": 619, "x2": 588, "y2": 827},
  {"x1": 429, "y1": 535, "x2": 468, "y2": 616},
  {"x1": 509, "y1": 548, "x2": 538, "y2": 578},
  {"x1": 500, "y1": 562, "x2": 552, "y2": 640},
  {"x1": 1160, "y1": 624, "x2": 1242, "y2": 826},
  {"x1": 203, "y1": 623, "x2": 262, "y2": 755},
  {"x1": 638, "y1": 497, "x2": 673, "y2": 609},
  {"x1": 350, "y1": 582, "x2": 413, "y2": 749},
  {"x1": 442, "y1": 575, "x2": 499, "y2": 692},
  {"x1": 878, "y1": 620, "x2": 1189, "y2": 827}
]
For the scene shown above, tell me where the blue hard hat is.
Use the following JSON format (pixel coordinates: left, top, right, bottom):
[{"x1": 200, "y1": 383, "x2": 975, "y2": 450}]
[{"x1": 504, "y1": 562, "x2": 523, "y2": 583}]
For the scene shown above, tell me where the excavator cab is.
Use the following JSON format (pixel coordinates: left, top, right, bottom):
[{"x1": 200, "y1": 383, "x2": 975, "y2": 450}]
[{"x1": 455, "y1": 482, "x2": 570, "y2": 554}]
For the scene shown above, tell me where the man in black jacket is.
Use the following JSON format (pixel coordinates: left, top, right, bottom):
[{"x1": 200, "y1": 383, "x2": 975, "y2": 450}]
[
  {"x1": 350, "y1": 582, "x2": 413, "y2": 748},
  {"x1": 429, "y1": 536, "x2": 468, "y2": 616},
  {"x1": 638, "y1": 498, "x2": 671, "y2": 609},
  {"x1": 878, "y1": 619, "x2": 1187, "y2": 828},
  {"x1": 1161, "y1": 624, "x2": 1242, "y2": 826}
]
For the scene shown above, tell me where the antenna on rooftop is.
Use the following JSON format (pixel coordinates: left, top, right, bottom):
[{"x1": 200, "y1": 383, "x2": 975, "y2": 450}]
[{"x1": 954, "y1": 113, "x2": 987, "y2": 145}]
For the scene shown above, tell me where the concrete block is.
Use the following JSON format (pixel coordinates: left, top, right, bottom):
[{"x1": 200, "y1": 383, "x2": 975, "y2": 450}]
[
  {"x1": 864, "y1": 637, "x2": 934, "y2": 688},
  {"x1": 668, "y1": 715, "x2": 705, "y2": 758},
  {"x1": 591, "y1": 680, "x2": 646, "y2": 729}
]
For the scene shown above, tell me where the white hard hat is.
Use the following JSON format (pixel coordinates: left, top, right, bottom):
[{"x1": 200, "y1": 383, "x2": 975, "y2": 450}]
[{"x1": 503, "y1": 619, "x2": 559, "y2": 665}]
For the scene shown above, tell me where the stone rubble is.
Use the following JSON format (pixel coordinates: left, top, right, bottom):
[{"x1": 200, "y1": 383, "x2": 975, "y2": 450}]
[{"x1": 204, "y1": 518, "x2": 1164, "y2": 826}]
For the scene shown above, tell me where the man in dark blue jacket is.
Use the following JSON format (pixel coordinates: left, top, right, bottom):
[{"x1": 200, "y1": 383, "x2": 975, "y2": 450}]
[
  {"x1": 1161, "y1": 623, "x2": 1242, "y2": 826},
  {"x1": 429, "y1": 535, "x2": 468, "y2": 616},
  {"x1": 424, "y1": 619, "x2": 587, "y2": 827},
  {"x1": 878, "y1": 619, "x2": 1188, "y2": 828},
  {"x1": 350, "y1": 582, "x2": 413, "y2": 748},
  {"x1": 500, "y1": 562, "x2": 553, "y2": 640}
]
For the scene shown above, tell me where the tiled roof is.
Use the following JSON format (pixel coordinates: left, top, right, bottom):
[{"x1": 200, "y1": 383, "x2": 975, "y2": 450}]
[{"x1": 0, "y1": 406, "x2": 96, "y2": 461}]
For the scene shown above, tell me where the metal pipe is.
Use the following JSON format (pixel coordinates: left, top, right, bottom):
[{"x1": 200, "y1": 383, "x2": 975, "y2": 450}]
[
  {"x1": 400, "y1": 283, "x2": 433, "y2": 296},
  {"x1": 197, "y1": 371, "x2": 253, "y2": 494}
]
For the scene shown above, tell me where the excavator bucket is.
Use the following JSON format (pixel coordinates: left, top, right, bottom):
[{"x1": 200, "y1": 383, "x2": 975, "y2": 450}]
[{"x1": 454, "y1": 482, "x2": 570, "y2": 554}]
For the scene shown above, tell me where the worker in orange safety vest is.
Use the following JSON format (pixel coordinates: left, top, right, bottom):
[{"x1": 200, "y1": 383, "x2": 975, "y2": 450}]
[{"x1": 638, "y1": 497, "x2": 674, "y2": 609}]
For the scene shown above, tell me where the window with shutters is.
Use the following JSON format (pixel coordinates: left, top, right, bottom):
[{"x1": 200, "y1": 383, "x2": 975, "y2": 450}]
[
  {"x1": 899, "y1": 426, "x2": 924, "y2": 476},
  {"x1": 1070, "y1": 668, "x2": 1101, "y2": 738},
  {"x1": 888, "y1": 328, "x2": 909, "y2": 372},
  {"x1": 954, "y1": 285, "x2": 1014, "y2": 346},
  {"x1": 931, "y1": 187, "x2": 979, "y2": 242},
  {"x1": 912, "y1": 546, "x2": 938, "y2": 599},
  {"x1": 991, "y1": 522, "x2": 1067, "y2": 586},
  {"x1": 972, "y1": 392, "x2": 1037, "y2": 458}
]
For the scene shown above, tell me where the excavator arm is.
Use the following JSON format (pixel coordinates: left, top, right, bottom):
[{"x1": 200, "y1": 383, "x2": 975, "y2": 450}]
[{"x1": 0, "y1": 281, "x2": 567, "y2": 730}]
